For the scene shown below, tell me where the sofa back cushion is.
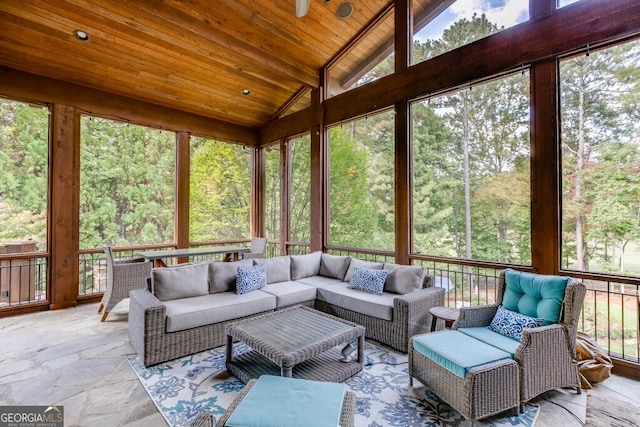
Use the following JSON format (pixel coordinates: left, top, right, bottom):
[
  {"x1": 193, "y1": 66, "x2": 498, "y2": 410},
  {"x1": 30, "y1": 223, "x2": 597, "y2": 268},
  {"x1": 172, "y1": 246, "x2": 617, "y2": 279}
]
[
  {"x1": 153, "y1": 262, "x2": 209, "y2": 301},
  {"x1": 209, "y1": 259, "x2": 254, "y2": 293},
  {"x1": 343, "y1": 259, "x2": 384, "y2": 283},
  {"x1": 290, "y1": 251, "x2": 322, "y2": 280},
  {"x1": 382, "y1": 263, "x2": 425, "y2": 294},
  {"x1": 319, "y1": 254, "x2": 351, "y2": 280},
  {"x1": 255, "y1": 256, "x2": 291, "y2": 284},
  {"x1": 502, "y1": 269, "x2": 569, "y2": 325}
]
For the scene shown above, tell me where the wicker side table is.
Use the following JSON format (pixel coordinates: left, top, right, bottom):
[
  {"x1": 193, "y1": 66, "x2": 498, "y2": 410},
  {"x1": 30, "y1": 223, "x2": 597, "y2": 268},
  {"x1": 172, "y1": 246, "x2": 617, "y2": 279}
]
[{"x1": 429, "y1": 306, "x2": 460, "y2": 331}]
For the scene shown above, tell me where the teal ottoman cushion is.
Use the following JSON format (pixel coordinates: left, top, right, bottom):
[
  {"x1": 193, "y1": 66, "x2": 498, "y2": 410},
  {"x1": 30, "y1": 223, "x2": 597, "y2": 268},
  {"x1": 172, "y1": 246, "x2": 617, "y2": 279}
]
[
  {"x1": 412, "y1": 331, "x2": 512, "y2": 378},
  {"x1": 225, "y1": 375, "x2": 346, "y2": 427},
  {"x1": 503, "y1": 269, "x2": 569, "y2": 324}
]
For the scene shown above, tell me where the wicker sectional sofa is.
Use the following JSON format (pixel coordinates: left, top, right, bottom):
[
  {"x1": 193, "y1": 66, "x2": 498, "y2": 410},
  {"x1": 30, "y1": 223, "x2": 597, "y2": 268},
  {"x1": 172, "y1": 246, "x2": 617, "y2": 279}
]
[{"x1": 129, "y1": 251, "x2": 445, "y2": 366}]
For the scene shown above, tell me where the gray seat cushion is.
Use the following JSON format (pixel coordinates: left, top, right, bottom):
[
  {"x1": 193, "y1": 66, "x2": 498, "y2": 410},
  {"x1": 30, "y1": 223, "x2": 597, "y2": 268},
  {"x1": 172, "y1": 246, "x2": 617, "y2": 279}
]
[
  {"x1": 316, "y1": 283, "x2": 395, "y2": 321},
  {"x1": 260, "y1": 280, "x2": 317, "y2": 308},
  {"x1": 296, "y1": 275, "x2": 344, "y2": 289},
  {"x1": 163, "y1": 291, "x2": 276, "y2": 332}
]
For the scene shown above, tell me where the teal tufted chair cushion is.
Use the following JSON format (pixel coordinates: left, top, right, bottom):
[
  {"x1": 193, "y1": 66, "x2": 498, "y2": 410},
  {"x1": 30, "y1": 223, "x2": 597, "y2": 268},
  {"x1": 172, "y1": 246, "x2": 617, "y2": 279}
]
[{"x1": 502, "y1": 269, "x2": 569, "y2": 325}]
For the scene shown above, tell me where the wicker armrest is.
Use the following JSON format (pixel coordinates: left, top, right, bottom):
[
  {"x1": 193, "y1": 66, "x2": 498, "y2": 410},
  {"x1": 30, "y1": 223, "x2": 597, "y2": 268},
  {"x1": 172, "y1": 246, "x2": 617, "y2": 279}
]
[
  {"x1": 516, "y1": 323, "x2": 572, "y2": 362},
  {"x1": 395, "y1": 286, "x2": 445, "y2": 337},
  {"x1": 453, "y1": 304, "x2": 498, "y2": 329},
  {"x1": 128, "y1": 289, "x2": 167, "y2": 360}
]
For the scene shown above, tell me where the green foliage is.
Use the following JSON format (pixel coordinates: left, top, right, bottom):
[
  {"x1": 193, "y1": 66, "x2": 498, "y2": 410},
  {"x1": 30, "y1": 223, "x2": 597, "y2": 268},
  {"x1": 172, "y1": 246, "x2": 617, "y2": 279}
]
[
  {"x1": 79, "y1": 117, "x2": 175, "y2": 248},
  {"x1": 0, "y1": 99, "x2": 48, "y2": 247},
  {"x1": 560, "y1": 39, "x2": 640, "y2": 275},
  {"x1": 329, "y1": 125, "x2": 386, "y2": 249},
  {"x1": 189, "y1": 137, "x2": 250, "y2": 241},
  {"x1": 289, "y1": 135, "x2": 311, "y2": 242}
]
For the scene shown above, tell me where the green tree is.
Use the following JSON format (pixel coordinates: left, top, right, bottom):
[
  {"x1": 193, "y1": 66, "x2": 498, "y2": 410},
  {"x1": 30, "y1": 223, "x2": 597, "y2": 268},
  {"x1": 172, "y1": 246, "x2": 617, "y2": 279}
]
[
  {"x1": 80, "y1": 117, "x2": 175, "y2": 248},
  {"x1": 190, "y1": 137, "x2": 251, "y2": 241},
  {"x1": 0, "y1": 99, "x2": 49, "y2": 247},
  {"x1": 561, "y1": 40, "x2": 640, "y2": 273},
  {"x1": 329, "y1": 126, "x2": 381, "y2": 249}
]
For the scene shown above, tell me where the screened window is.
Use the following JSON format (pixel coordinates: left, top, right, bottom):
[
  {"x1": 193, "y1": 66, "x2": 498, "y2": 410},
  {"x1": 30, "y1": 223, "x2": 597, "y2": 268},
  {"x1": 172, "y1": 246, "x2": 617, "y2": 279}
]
[
  {"x1": 189, "y1": 137, "x2": 250, "y2": 242},
  {"x1": 0, "y1": 98, "x2": 49, "y2": 249},
  {"x1": 288, "y1": 134, "x2": 311, "y2": 245},
  {"x1": 0, "y1": 97, "x2": 49, "y2": 305},
  {"x1": 264, "y1": 143, "x2": 281, "y2": 250},
  {"x1": 411, "y1": 0, "x2": 529, "y2": 66},
  {"x1": 560, "y1": 39, "x2": 640, "y2": 277},
  {"x1": 328, "y1": 110, "x2": 395, "y2": 250},
  {"x1": 411, "y1": 71, "x2": 531, "y2": 263},
  {"x1": 80, "y1": 117, "x2": 175, "y2": 248}
]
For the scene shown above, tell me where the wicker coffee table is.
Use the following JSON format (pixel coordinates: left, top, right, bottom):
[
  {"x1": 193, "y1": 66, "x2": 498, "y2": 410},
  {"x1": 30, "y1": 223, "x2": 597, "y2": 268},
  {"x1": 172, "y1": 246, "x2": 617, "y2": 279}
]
[{"x1": 225, "y1": 305, "x2": 365, "y2": 383}]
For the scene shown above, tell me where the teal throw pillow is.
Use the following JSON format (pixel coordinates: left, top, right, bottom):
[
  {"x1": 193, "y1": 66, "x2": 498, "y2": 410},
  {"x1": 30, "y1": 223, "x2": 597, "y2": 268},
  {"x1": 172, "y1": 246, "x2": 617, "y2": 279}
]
[
  {"x1": 236, "y1": 264, "x2": 267, "y2": 295},
  {"x1": 348, "y1": 266, "x2": 388, "y2": 295},
  {"x1": 489, "y1": 305, "x2": 544, "y2": 341}
]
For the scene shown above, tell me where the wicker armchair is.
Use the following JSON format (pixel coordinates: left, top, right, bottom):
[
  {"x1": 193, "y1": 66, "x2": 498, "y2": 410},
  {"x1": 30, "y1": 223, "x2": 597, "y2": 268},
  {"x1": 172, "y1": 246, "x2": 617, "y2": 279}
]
[
  {"x1": 409, "y1": 269, "x2": 586, "y2": 420},
  {"x1": 98, "y1": 244, "x2": 151, "y2": 322},
  {"x1": 240, "y1": 237, "x2": 267, "y2": 260}
]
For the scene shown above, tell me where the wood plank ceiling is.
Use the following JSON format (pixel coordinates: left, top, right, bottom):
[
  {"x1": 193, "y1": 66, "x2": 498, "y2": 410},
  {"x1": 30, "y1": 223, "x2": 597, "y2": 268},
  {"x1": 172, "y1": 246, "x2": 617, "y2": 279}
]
[{"x1": 0, "y1": 0, "x2": 401, "y2": 129}]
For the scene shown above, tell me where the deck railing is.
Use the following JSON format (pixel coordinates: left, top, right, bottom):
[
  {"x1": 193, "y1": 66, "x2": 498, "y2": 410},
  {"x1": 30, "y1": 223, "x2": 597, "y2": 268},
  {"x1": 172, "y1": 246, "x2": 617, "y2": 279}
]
[
  {"x1": 0, "y1": 254, "x2": 48, "y2": 307},
  {"x1": 2, "y1": 242, "x2": 638, "y2": 365}
]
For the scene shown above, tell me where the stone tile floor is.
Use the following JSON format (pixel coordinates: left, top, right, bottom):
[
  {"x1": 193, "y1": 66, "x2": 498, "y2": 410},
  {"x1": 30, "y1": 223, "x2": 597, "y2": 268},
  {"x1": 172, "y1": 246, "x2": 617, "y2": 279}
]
[{"x1": 1, "y1": 302, "x2": 639, "y2": 426}]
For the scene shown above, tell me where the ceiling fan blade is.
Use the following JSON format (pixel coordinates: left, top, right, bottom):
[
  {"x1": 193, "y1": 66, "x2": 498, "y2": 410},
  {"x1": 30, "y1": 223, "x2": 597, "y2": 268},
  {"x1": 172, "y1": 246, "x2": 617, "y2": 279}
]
[{"x1": 296, "y1": 0, "x2": 310, "y2": 17}]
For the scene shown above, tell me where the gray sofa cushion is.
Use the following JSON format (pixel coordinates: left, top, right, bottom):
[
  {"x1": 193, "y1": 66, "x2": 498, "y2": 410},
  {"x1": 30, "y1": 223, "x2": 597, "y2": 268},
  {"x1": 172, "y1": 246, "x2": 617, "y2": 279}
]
[
  {"x1": 319, "y1": 253, "x2": 351, "y2": 280},
  {"x1": 290, "y1": 251, "x2": 322, "y2": 280},
  {"x1": 316, "y1": 283, "x2": 395, "y2": 321},
  {"x1": 209, "y1": 259, "x2": 254, "y2": 293},
  {"x1": 153, "y1": 262, "x2": 209, "y2": 301},
  {"x1": 255, "y1": 256, "x2": 291, "y2": 284},
  {"x1": 260, "y1": 280, "x2": 317, "y2": 308},
  {"x1": 343, "y1": 259, "x2": 384, "y2": 283},
  {"x1": 383, "y1": 262, "x2": 425, "y2": 294},
  {"x1": 296, "y1": 275, "x2": 344, "y2": 289},
  {"x1": 164, "y1": 291, "x2": 276, "y2": 332}
]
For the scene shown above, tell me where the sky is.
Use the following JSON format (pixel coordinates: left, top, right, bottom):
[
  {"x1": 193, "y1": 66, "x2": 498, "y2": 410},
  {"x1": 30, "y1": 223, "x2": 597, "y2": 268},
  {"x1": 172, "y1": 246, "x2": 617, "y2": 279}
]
[{"x1": 414, "y1": 0, "x2": 531, "y2": 42}]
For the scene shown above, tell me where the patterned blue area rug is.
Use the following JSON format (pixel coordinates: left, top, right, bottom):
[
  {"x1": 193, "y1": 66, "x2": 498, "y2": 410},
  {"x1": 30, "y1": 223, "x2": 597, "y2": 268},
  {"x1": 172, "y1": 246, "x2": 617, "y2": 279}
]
[{"x1": 129, "y1": 342, "x2": 539, "y2": 427}]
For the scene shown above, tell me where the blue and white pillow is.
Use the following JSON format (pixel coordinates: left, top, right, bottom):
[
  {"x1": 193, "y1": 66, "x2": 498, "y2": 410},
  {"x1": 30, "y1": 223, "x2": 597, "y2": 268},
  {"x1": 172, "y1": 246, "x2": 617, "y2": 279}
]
[
  {"x1": 236, "y1": 264, "x2": 267, "y2": 295},
  {"x1": 348, "y1": 266, "x2": 388, "y2": 295},
  {"x1": 489, "y1": 305, "x2": 544, "y2": 341}
]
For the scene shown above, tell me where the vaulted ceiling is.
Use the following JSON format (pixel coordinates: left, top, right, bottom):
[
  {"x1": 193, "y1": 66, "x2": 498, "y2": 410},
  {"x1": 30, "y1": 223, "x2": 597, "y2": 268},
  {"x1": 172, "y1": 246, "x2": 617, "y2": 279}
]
[{"x1": 0, "y1": 0, "x2": 402, "y2": 129}]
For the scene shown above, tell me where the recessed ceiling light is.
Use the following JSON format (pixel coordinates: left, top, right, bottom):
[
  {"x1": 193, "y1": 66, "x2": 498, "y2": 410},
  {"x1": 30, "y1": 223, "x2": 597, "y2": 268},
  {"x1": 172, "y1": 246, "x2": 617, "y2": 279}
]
[
  {"x1": 241, "y1": 89, "x2": 250, "y2": 95},
  {"x1": 73, "y1": 30, "x2": 90, "y2": 41},
  {"x1": 336, "y1": 2, "x2": 353, "y2": 19}
]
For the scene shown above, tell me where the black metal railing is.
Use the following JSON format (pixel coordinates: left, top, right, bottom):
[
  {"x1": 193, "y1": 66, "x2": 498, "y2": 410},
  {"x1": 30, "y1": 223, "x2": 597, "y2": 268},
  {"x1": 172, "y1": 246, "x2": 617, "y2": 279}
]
[{"x1": 0, "y1": 255, "x2": 48, "y2": 307}]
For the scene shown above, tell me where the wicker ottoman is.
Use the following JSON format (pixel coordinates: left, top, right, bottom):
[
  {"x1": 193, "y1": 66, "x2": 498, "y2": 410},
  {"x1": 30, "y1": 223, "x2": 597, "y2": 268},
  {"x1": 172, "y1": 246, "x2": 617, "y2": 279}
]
[
  {"x1": 191, "y1": 376, "x2": 356, "y2": 427},
  {"x1": 408, "y1": 332, "x2": 520, "y2": 421}
]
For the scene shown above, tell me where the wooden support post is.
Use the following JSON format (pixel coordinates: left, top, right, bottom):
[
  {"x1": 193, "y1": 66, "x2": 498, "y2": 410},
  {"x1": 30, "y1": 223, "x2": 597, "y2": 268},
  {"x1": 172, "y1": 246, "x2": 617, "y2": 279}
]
[{"x1": 49, "y1": 104, "x2": 80, "y2": 309}]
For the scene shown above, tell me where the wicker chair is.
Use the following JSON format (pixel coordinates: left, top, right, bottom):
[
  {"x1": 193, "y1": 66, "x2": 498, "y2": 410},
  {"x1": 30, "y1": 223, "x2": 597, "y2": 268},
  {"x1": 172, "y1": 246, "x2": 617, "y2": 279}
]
[
  {"x1": 240, "y1": 237, "x2": 267, "y2": 259},
  {"x1": 98, "y1": 244, "x2": 151, "y2": 322},
  {"x1": 409, "y1": 269, "x2": 586, "y2": 420}
]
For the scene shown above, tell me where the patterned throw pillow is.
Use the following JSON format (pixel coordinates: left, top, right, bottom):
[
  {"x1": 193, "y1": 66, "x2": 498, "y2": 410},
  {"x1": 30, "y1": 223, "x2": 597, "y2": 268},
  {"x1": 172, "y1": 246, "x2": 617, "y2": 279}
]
[
  {"x1": 236, "y1": 264, "x2": 267, "y2": 295},
  {"x1": 348, "y1": 266, "x2": 388, "y2": 295},
  {"x1": 489, "y1": 305, "x2": 545, "y2": 341}
]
